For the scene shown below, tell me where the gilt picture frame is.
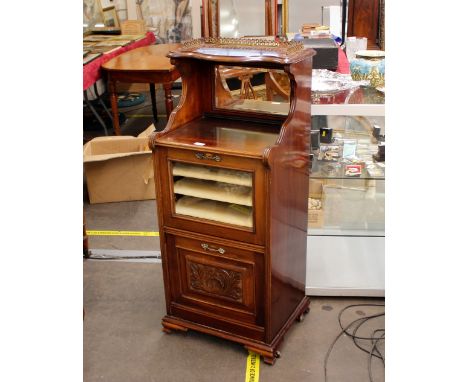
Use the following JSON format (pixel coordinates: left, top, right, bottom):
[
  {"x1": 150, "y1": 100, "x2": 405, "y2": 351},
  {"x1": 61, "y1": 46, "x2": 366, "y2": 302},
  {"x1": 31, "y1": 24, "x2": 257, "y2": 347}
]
[{"x1": 101, "y1": 6, "x2": 120, "y2": 28}]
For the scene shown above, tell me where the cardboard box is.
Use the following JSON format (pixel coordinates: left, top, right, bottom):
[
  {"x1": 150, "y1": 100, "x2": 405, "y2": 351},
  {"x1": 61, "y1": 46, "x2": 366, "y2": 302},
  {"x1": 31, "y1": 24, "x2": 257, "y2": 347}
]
[
  {"x1": 308, "y1": 179, "x2": 324, "y2": 228},
  {"x1": 309, "y1": 179, "x2": 323, "y2": 199},
  {"x1": 83, "y1": 132, "x2": 155, "y2": 204},
  {"x1": 308, "y1": 209, "x2": 324, "y2": 228}
]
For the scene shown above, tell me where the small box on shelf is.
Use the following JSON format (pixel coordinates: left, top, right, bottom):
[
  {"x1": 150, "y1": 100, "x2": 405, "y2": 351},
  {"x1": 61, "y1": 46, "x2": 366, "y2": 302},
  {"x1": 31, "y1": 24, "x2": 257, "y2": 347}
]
[{"x1": 308, "y1": 179, "x2": 324, "y2": 228}]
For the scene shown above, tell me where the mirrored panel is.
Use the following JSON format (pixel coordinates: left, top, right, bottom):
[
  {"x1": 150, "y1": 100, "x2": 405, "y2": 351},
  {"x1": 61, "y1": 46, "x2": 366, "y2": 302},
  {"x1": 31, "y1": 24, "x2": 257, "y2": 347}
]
[
  {"x1": 214, "y1": 65, "x2": 290, "y2": 116},
  {"x1": 206, "y1": 0, "x2": 273, "y2": 37},
  {"x1": 219, "y1": 0, "x2": 265, "y2": 37}
]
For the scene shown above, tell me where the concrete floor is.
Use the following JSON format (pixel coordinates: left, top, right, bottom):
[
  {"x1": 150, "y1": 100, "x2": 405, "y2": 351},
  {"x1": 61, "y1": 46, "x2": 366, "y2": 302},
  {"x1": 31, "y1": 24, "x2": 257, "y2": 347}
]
[
  {"x1": 83, "y1": 91, "x2": 385, "y2": 381},
  {"x1": 83, "y1": 260, "x2": 384, "y2": 382}
]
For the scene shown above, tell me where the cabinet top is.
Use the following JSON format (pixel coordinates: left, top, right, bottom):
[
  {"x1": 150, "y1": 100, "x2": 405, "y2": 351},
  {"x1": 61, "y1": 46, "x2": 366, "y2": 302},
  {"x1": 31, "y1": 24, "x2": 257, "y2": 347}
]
[
  {"x1": 155, "y1": 117, "x2": 280, "y2": 157},
  {"x1": 167, "y1": 38, "x2": 315, "y2": 65}
]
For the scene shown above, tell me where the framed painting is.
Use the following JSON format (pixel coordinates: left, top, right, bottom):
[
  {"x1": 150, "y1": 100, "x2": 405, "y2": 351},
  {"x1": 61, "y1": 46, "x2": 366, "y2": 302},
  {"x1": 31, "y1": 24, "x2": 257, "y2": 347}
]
[
  {"x1": 102, "y1": 6, "x2": 120, "y2": 28},
  {"x1": 83, "y1": 0, "x2": 104, "y2": 28}
]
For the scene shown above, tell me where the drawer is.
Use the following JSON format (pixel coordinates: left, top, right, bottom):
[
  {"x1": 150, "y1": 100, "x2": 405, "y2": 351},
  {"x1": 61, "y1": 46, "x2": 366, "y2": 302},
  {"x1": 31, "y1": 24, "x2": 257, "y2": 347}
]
[
  {"x1": 164, "y1": 232, "x2": 265, "y2": 328},
  {"x1": 157, "y1": 147, "x2": 267, "y2": 245}
]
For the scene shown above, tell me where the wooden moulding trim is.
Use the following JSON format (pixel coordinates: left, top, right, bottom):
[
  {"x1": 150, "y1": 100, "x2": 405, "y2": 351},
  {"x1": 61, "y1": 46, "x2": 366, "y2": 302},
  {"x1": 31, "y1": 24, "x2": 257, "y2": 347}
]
[
  {"x1": 162, "y1": 295, "x2": 310, "y2": 351},
  {"x1": 162, "y1": 321, "x2": 188, "y2": 332},
  {"x1": 169, "y1": 303, "x2": 264, "y2": 333},
  {"x1": 176, "y1": 288, "x2": 256, "y2": 318},
  {"x1": 153, "y1": 141, "x2": 268, "y2": 160},
  {"x1": 163, "y1": 226, "x2": 265, "y2": 254},
  {"x1": 262, "y1": 167, "x2": 272, "y2": 340},
  {"x1": 245, "y1": 346, "x2": 272, "y2": 358},
  {"x1": 167, "y1": 51, "x2": 314, "y2": 66},
  {"x1": 162, "y1": 314, "x2": 269, "y2": 346}
]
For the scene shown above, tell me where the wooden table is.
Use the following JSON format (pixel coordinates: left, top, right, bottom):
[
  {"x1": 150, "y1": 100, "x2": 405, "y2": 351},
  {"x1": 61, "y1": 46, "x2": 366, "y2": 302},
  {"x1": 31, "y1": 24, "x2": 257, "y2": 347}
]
[{"x1": 102, "y1": 43, "x2": 181, "y2": 135}]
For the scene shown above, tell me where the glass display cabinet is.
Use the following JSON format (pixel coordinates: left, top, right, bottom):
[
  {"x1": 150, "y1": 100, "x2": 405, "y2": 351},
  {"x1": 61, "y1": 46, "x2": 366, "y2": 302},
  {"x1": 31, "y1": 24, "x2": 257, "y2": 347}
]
[
  {"x1": 307, "y1": 83, "x2": 385, "y2": 296},
  {"x1": 149, "y1": 38, "x2": 314, "y2": 364}
]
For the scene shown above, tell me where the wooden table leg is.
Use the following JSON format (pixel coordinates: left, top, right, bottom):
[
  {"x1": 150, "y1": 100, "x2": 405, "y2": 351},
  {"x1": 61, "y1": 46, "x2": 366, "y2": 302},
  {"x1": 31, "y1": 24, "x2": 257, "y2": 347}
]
[
  {"x1": 108, "y1": 79, "x2": 121, "y2": 135},
  {"x1": 149, "y1": 83, "x2": 158, "y2": 125},
  {"x1": 163, "y1": 82, "x2": 174, "y2": 116}
]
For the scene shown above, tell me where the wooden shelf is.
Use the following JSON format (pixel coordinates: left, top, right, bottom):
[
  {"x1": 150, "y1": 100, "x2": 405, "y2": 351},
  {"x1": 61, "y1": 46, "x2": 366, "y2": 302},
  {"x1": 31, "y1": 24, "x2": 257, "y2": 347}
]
[
  {"x1": 172, "y1": 162, "x2": 252, "y2": 186},
  {"x1": 174, "y1": 178, "x2": 252, "y2": 206},
  {"x1": 157, "y1": 117, "x2": 280, "y2": 157},
  {"x1": 175, "y1": 196, "x2": 253, "y2": 228}
]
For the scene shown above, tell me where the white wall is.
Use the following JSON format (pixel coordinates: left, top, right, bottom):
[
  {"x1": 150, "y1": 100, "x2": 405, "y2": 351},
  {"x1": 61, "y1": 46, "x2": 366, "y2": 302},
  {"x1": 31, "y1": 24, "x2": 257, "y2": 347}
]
[{"x1": 288, "y1": 0, "x2": 341, "y2": 34}]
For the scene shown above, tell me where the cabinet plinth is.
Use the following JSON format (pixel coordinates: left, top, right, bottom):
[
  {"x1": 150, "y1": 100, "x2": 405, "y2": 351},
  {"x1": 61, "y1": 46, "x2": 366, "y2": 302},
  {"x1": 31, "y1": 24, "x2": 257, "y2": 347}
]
[{"x1": 150, "y1": 38, "x2": 315, "y2": 364}]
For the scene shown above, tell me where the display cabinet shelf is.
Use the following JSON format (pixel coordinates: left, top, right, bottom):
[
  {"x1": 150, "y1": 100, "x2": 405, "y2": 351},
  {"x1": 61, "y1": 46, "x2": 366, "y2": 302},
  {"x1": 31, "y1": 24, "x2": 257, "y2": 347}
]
[
  {"x1": 311, "y1": 86, "x2": 385, "y2": 116},
  {"x1": 307, "y1": 227, "x2": 384, "y2": 237},
  {"x1": 306, "y1": 87, "x2": 385, "y2": 296}
]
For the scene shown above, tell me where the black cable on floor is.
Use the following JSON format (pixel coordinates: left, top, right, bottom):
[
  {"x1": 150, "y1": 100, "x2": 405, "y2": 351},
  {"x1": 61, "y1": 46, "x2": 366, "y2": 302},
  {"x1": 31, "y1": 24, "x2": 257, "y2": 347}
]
[
  {"x1": 324, "y1": 303, "x2": 385, "y2": 382},
  {"x1": 368, "y1": 330, "x2": 385, "y2": 382},
  {"x1": 350, "y1": 312, "x2": 385, "y2": 361},
  {"x1": 338, "y1": 303, "x2": 385, "y2": 361}
]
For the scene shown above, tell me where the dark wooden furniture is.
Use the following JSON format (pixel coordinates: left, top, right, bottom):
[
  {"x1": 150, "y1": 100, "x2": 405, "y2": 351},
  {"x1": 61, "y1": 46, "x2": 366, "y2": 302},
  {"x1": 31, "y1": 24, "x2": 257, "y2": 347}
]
[
  {"x1": 102, "y1": 44, "x2": 181, "y2": 135},
  {"x1": 149, "y1": 38, "x2": 315, "y2": 365},
  {"x1": 347, "y1": 0, "x2": 383, "y2": 50}
]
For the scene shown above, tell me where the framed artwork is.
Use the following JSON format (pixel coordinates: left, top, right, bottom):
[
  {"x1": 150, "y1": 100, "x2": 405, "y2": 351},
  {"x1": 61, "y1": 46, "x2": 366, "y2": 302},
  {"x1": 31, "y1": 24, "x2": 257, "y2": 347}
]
[
  {"x1": 83, "y1": 52, "x2": 102, "y2": 65},
  {"x1": 102, "y1": 6, "x2": 120, "y2": 28},
  {"x1": 140, "y1": 0, "x2": 192, "y2": 43},
  {"x1": 83, "y1": 0, "x2": 103, "y2": 28}
]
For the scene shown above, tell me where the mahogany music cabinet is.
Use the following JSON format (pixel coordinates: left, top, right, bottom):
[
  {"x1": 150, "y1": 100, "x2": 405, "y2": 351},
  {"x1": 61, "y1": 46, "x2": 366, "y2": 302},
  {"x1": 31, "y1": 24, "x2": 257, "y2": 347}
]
[{"x1": 149, "y1": 38, "x2": 315, "y2": 364}]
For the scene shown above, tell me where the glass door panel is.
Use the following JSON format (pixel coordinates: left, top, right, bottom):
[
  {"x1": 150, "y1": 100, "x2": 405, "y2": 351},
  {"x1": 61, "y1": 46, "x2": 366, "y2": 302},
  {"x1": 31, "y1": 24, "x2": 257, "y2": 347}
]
[{"x1": 171, "y1": 162, "x2": 254, "y2": 228}]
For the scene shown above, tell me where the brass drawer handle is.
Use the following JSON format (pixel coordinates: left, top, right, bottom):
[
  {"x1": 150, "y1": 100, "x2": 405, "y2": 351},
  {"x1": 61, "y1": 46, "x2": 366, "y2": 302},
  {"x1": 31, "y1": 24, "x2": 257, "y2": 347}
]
[
  {"x1": 201, "y1": 243, "x2": 225, "y2": 254},
  {"x1": 195, "y1": 152, "x2": 221, "y2": 162}
]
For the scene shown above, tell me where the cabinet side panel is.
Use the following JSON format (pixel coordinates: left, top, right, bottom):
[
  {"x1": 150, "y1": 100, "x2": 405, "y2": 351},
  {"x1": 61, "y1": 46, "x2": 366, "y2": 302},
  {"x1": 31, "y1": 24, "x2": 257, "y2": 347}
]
[
  {"x1": 152, "y1": 147, "x2": 173, "y2": 314},
  {"x1": 153, "y1": 59, "x2": 213, "y2": 143},
  {"x1": 267, "y1": 58, "x2": 312, "y2": 341}
]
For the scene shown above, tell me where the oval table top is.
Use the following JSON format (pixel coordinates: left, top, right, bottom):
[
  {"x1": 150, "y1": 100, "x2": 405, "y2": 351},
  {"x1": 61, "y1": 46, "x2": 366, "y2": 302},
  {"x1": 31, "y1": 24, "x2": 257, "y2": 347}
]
[{"x1": 102, "y1": 43, "x2": 181, "y2": 72}]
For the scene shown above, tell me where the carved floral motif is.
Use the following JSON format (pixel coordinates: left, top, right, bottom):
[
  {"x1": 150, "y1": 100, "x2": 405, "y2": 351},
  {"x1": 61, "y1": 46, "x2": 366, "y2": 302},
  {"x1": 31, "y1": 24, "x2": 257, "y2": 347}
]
[{"x1": 188, "y1": 261, "x2": 242, "y2": 301}]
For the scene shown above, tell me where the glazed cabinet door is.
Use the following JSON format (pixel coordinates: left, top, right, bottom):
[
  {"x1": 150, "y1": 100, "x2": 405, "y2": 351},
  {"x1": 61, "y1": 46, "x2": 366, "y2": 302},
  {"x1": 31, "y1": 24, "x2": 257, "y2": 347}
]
[
  {"x1": 157, "y1": 147, "x2": 267, "y2": 245},
  {"x1": 164, "y1": 232, "x2": 265, "y2": 340}
]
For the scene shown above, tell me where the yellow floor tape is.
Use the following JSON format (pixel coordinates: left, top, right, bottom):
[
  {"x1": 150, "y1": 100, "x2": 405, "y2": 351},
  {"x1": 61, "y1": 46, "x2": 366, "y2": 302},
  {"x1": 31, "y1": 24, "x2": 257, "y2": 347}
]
[
  {"x1": 86, "y1": 230, "x2": 159, "y2": 237},
  {"x1": 245, "y1": 351, "x2": 260, "y2": 382}
]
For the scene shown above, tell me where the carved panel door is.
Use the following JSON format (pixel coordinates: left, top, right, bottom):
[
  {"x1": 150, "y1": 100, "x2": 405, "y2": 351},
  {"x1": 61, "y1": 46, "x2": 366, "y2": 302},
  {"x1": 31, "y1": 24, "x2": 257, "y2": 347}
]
[{"x1": 165, "y1": 233, "x2": 265, "y2": 329}]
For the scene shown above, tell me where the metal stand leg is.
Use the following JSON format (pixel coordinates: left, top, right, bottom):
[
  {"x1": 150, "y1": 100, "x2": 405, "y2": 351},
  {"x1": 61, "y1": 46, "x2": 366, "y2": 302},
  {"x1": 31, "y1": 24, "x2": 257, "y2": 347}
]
[
  {"x1": 84, "y1": 90, "x2": 108, "y2": 136},
  {"x1": 94, "y1": 83, "x2": 113, "y2": 122},
  {"x1": 149, "y1": 83, "x2": 158, "y2": 126}
]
